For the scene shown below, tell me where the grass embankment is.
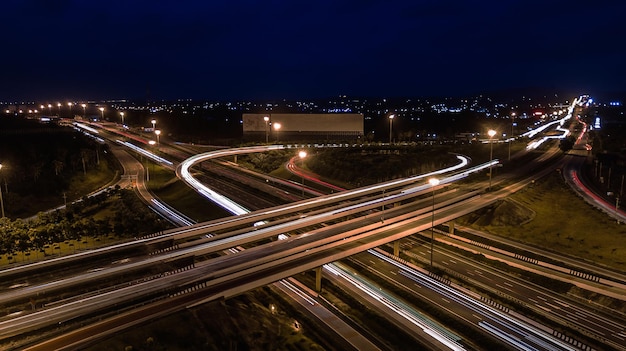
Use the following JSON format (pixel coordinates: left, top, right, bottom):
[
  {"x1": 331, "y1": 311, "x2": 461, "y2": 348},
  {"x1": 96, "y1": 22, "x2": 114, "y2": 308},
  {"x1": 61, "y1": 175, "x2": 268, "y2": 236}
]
[
  {"x1": 463, "y1": 170, "x2": 626, "y2": 271},
  {"x1": 146, "y1": 162, "x2": 231, "y2": 222}
]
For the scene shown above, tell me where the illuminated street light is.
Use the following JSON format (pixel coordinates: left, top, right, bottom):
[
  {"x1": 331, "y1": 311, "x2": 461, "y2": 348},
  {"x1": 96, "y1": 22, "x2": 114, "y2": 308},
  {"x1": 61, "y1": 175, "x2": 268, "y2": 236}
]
[
  {"x1": 67, "y1": 102, "x2": 73, "y2": 118},
  {"x1": 428, "y1": 177, "x2": 439, "y2": 268},
  {"x1": 264, "y1": 116, "x2": 270, "y2": 143},
  {"x1": 488, "y1": 129, "x2": 497, "y2": 191},
  {"x1": 99, "y1": 107, "x2": 105, "y2": 120},
  {"x1": 299, "y1": 151, "x2": 307, "y2": 196},
  {"x1": 388, "y1": 114, "x2": 395, "y2": 145},
  {"x1": 155, "y1": 129, "x2": 161, "y2": 145},
  {"x1": 57, "y1": 103, "x2": 61, "y2": 116},
  {"x1": 81, "y1": 104, "x2": 86, "y2": 119},
  {"x1": 151, "y1": 119, "x2": 157, "y2": 130},
  {"x1": 274, "y1": 122, "x2": 281, "y2": 142},
  {"x1": 120, "y1": 112, "x2": 125, "y2": 125},
  {"x1": 47, "y1": 104, "x2": 52, "y2": 115}
]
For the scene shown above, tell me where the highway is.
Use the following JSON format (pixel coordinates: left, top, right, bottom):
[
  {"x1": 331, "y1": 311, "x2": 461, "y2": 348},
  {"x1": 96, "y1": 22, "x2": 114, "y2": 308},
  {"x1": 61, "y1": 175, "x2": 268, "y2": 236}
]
[
  {"x1": 350, "y1": 249, "x2": 582, "y2": 351},
  {"x1": 0, "y1": 171, "x2": 577, "y2": 348},
  {"x1": 5, "y1": 96, "x2": 622, "y2": 350},
  {"x1": 397, "y1": 231, "x2": 626, "y2": 349},
  {"x1": 0, "y1": 162, "x2": 492, "y2": 347}
]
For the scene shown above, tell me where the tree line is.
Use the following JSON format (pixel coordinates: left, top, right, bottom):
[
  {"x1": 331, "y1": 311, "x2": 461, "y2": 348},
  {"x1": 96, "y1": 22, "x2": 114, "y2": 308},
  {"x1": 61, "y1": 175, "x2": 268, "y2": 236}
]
[
  {"x1": 0, "y1": 186, "x2": 170, "y2": 259},
  {"x1": 0, "y1": 116, "x2": 109, "y2": 218}
]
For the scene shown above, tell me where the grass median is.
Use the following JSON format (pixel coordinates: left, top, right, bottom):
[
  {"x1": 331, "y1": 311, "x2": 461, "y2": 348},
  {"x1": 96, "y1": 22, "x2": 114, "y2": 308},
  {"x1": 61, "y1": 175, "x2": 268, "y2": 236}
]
[{"x1": 146, "y1": 162, "x2": 231, "y2": 223}]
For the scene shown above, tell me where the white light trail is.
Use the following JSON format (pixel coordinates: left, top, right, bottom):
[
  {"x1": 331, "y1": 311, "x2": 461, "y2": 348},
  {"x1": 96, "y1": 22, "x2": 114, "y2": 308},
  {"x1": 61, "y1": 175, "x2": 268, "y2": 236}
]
[
  {"x1": 116, "y1": 140, "x2": 173, "y2": 166},
  {"x1": 178, "y1": 145, "x2": 470, "y2": 217}
]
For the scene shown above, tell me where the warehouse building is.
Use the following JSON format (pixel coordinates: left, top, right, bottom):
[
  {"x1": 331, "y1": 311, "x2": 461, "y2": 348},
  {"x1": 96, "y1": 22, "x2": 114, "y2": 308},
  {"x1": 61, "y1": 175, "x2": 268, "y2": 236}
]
[{"x1": 242, "y1": 113, "x2": 363, "y2": 142}]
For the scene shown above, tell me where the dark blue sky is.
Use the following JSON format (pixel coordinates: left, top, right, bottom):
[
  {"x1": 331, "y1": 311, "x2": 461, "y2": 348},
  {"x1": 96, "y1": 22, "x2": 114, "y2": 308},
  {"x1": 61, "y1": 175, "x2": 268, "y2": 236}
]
[{"x1": 2, "y1": 0, "x2": 625, "y2": 101}]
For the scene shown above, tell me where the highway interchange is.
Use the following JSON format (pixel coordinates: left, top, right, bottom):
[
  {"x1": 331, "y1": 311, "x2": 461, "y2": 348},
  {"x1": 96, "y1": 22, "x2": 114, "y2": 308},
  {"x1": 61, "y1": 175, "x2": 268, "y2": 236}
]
[{"x1": 1, "y1": 96, "x2": 625, "y2": 350}]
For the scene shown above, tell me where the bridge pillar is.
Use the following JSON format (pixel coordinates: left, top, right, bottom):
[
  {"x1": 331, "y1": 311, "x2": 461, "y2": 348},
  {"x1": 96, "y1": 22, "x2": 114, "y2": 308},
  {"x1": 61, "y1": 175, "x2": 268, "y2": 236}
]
[
  {"x1": 393, "y1": 240, "x2": 400, "y2": 257},
  {"x1": 448, "y1": 221, "x2": 455, "y2": 235},
  {"x1": 315, "y1": 266, "x2": 323, "y2": 292}
]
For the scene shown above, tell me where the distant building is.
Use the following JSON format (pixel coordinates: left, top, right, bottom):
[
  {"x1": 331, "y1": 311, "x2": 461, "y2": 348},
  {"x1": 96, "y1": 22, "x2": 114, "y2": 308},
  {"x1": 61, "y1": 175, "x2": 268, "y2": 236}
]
[{"x1": 242, "y1": 113, "x2": 364, "y2": 142}]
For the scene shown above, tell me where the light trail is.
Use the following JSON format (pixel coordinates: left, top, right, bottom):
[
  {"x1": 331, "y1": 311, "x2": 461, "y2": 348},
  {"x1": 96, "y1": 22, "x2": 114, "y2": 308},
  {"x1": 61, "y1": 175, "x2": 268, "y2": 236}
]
[
  {"x1": 179, "y1": 146, "x2": 470, "y2": 217},
  {"x1": 324, "y1": 262, "x2": 466, "y2": 350},
  {"x1": 150, "y1": 198, "x2": 195, "y2": 226},
  {"x1": 116, "y1": 140, "x2": 173, "y2": 166},
  {"x1": 523, "y1": 100, "x2": 576, "y2": 150},
  {"x1": 370, "y1": 250, "x2": 578, "y2": 351},
  {"x1": 176, "y1": 146, "x2": 480, "y2": 350}
]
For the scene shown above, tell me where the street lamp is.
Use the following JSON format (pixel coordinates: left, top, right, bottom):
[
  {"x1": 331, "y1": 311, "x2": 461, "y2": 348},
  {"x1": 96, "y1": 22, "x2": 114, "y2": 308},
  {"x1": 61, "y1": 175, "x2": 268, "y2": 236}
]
[
  {"x1": 47, "y1": 104, "x2": 52, "y2": 115},
  {"x1": 155, "y1": 129, "x2": 161, "y2": 145},
  {"x1": 81, "y1": 104, "x2": 86, "y2": 119},
  {"x1": 488, "y1": 129, "x2": 497, "y2": 191},
  {"x1": 99, "y1": 107, "x2": 104, "y2": 120},
  {"x1": 508, "y1": 113, "x2": 515, "y2": 161},
  {"x1": 274, "y1": 122, "x2": 281, "y2": 142},
  {"x1": 151, "y1": 119, "x2": 157, "y2": 130},
  {"x1": 264, "y1": 116, "x2": 270, "y2": 143},
  {"x1": 299, "y1": 151, "x2": 307, "y2": 196},
  {"x1": 147, "y1": 140, "x2": 156, "y2": 181},
  {"x1": 57, "y1": 103, "x2": 62, "y2": 116},
  {"x1": 428, "y1": 177, "x2": 439, "y2": 268},
  {"x1": 67, "y1": 102, "x2": 73, "y2": 118},
  {"x1": 388, "y1": 114, "x2": 395, "y2": 145},
  {"x1": 120, "y1": 112, "x2": 125, "y2": 125}
]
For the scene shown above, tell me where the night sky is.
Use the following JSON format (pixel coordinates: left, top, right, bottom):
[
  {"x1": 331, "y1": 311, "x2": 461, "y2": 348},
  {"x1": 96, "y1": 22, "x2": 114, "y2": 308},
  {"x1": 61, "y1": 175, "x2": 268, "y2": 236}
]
[{"x1": 2, "y1": 0, "x2": 625, "y2": 101}]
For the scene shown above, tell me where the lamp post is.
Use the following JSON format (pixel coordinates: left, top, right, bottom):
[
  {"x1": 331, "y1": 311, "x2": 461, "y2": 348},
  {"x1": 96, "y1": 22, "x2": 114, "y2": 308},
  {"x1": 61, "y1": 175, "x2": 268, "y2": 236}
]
[
  {"x1": 264, "y1": 116, "x2": 270, "y2": 143},
  {"x1": 147, "y1": 140, "x2": 156, "y2": 181},
  {"x1": 99, "y1": 107, "x2": 104, "y2": 120},
  {"x1": 81, "y1": 104, "x2": 86, "y2": 119},
  {"x1": 274, "y1": 122, "x2": 281, "y2": 142},
  {"x1": 428, "y1": 178, "x2": 439, "y2": 268},
  {"x1": 155, "y1": 129, "x2": 161, "y2": 145},
  {"x1": 120, "y1": 112, "x2": 125, "y2": 125},
  {"x1": 47, "y1": 104, "x2": 52, "y2": 115},
  {"x1": 67, "y1": 102, "x2": 73, "y2": 118},
  {"x1": 0, "y1": 163, "x2": 4, "y2": 218},
  {"x1": 151, "y1": 119, "x2": 157, "y2": 131},
  {"x1": 57, "y1": 103, "x2": 62, "y2": 116},
  {"x1": 388, "y1": 114, "x2": 395, "y2": 145},
  {"x1": 299, "y1": 151, "x2": 307, "y2": 196},
  {"x1": 488, "y1": 129, "x2": 497, "y2": 191}
]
